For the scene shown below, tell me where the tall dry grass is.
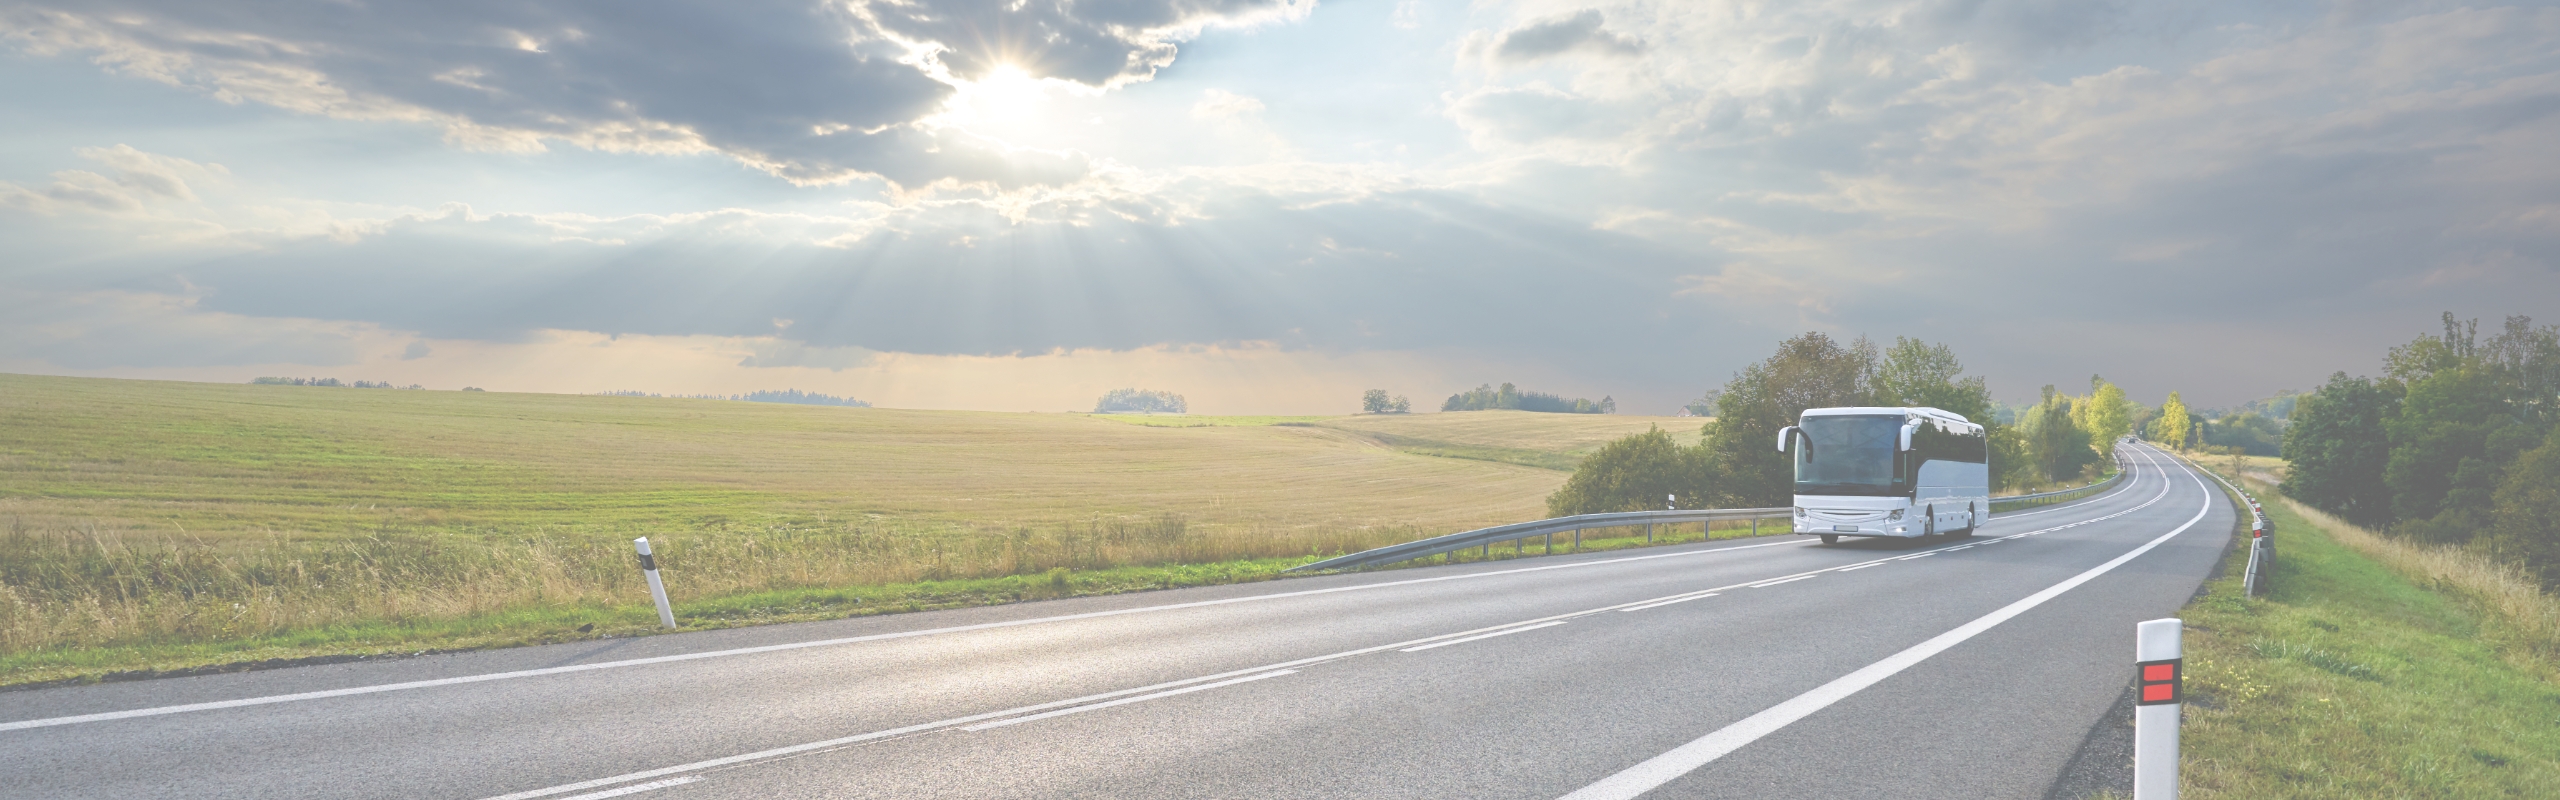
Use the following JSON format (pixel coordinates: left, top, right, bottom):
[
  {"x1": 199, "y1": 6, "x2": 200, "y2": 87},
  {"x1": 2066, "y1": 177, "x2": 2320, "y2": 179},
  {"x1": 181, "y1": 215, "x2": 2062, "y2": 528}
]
[
  {"x1": 2275, "y1": 491, "x2": 2560, "y2": 667},
  {"x1": 0, "y1": 514, "x2": 1417, "y2": 655}
]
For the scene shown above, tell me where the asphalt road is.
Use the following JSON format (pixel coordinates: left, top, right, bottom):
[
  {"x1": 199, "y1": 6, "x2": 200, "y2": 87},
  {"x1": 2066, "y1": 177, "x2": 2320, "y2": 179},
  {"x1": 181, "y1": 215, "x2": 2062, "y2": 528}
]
[{"x1": 0, "y1": 443, "x2": 2233, "y2": 799}]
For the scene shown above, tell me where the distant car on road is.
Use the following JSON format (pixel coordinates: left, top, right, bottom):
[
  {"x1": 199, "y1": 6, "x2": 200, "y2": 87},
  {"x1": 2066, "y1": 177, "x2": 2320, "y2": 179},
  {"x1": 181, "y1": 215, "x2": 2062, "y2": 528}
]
[{"x1": 1779, "y1": 406, "x2": 1989, "y2": 545}]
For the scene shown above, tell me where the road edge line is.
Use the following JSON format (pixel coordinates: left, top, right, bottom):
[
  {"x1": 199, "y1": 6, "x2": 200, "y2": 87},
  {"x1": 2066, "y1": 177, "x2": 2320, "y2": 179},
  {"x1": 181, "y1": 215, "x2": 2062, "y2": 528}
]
[{"x1": 1554, "y1": 446, "x2": 2211, "y2": 800}]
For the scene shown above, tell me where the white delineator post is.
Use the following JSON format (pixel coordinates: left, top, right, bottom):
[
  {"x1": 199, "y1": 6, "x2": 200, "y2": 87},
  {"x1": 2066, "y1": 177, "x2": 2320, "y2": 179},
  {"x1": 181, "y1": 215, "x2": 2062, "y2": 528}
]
[
  {"x1": 636, "y1": 537, "x2": 677, "y2": 629},
  {"x1": 2135, "y1": 618, "x2": 2183, "y2": 800}
]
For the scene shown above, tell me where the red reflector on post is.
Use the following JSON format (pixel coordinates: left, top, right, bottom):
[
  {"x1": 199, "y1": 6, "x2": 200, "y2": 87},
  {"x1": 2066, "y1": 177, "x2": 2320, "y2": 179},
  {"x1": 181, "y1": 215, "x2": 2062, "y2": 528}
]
[{"x1": 2136, "y1": 657, "x2": 2182, "y2": 705}]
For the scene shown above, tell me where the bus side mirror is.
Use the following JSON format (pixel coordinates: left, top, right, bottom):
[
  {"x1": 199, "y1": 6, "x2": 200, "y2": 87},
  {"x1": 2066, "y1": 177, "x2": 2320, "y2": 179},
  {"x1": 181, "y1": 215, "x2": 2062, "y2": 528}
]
[
  {"x1": 1899, "y1": 424, "x2": 1918, "y2": 452},
  {"x1": 1777, "y1": 426, "x2": 1799, "y2": 454}
]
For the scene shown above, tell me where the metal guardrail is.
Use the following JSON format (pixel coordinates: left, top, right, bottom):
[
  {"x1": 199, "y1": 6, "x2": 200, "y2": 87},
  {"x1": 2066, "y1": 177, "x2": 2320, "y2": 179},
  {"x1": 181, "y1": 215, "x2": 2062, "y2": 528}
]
[
  {"x1": 2176, "y1": 451, "x2": 2274, "y2": 597},
  {"x1": 1286, "y1": 507, "x2": 1791, "y2": 573},
  {"x1": 1289, "y1": 465, "x2": 2130, "y2": 574},
  {"x1": 1988, "y1": 468, "x2": 2125, "y2": 511}
]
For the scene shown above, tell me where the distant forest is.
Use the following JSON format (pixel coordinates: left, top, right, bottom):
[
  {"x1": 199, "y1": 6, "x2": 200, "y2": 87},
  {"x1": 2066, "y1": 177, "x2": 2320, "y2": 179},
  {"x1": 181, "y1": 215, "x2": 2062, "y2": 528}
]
[
  {"x1": 252, "y1": 377, "x2": 422, "y2": 389},
  {"x1": 1095, "y1": 388, "x2": 1187, "y2": 414},
  {"x1": 1443, "y1": 383, "x2": 1614, "y2": 414},
  {"x1": 603, "y1": 389, "x2": 871, "y2": 407}
]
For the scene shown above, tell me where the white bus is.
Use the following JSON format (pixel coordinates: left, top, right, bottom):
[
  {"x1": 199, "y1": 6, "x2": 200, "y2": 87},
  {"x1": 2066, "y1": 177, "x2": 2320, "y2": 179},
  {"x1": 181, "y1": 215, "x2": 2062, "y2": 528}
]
[{"x1": 1778, "y1": 406, "x2": 1990, "y2": 544}]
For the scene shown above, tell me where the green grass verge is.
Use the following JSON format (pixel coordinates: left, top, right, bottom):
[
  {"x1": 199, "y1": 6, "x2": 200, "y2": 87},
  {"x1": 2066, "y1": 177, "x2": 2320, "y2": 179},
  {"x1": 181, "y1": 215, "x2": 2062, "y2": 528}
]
[
  {"x1": 1, "y1": 521, "x2": 1790, "y2": 689},
  {"x1": 2176, "y1": 474, "x2": 2560, "y2": 797}
]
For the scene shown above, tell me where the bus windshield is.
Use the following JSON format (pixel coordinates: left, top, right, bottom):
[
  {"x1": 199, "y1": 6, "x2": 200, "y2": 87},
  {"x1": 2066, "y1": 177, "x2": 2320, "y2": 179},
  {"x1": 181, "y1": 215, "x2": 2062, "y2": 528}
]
[{"x1": 1795, "y1": 414, "x2": 1903, "y2": 497}]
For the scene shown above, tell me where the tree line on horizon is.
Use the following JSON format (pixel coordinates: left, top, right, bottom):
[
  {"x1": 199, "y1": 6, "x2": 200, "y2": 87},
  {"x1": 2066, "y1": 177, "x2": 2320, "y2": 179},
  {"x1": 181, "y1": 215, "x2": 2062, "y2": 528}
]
[
  {"x1": 251, "y1": 377, "x2": 424, "y2": 390},
  {"x1": 1548, "y1": 333, "x2": 2151, "y2": 517},
  {"x1": 599, "y1": 388, "x2": 871, "y2": 407},
  {"x1": 1095, "y1": 388, "x2": 1187, "y2": 414},
  {"x1": 1442, "y1": 383, "x2": 1614, "y2": 414},
  {"x1": 2282, "y1": 313, "x2": 2560, "y2": 589}
]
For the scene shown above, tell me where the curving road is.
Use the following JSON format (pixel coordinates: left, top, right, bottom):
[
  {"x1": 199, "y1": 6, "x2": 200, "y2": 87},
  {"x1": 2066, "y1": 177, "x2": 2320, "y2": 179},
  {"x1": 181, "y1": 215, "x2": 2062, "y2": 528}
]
[{"x1": 0, "y1": 443, "x2": 2233, "y2": 799}]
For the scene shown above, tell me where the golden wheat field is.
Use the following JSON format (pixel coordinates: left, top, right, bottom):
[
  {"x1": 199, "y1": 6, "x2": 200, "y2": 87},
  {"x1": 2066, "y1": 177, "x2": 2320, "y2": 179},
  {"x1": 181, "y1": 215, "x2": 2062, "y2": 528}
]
[{"x1": 0, "y1": 373, "x2": 1691, "y2": 676}]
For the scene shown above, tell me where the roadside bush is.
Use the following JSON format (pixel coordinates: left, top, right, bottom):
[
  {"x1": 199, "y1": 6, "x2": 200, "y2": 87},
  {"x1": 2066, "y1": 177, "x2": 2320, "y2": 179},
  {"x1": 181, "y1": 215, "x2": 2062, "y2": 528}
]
[{"x1": 1547, "y1": 427, "x2": 1719, "y2": 516}]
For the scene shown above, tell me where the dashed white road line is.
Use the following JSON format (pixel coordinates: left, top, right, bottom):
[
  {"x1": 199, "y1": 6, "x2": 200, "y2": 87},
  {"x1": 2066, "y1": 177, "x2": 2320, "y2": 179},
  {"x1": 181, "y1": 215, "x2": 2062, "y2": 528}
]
[
  {"x1": 555, "y1": 776, "x2": 700, "y2": 800},
  {"x1": 961, "y1": 670, "x2": 1298, "y2": 731},
  {"x1": 1619, "y1": 593, "x2": 1720, "y2": 612},
  {"x1": 1400, "y1": 621, "x2": 1572, "y2": 653},
  {"x1": 465, "y1": 448, "x2": 2170, "y2": 800},
  {"x1": 1747, "y1": 575, "x2": 1821, "y2": 589},
  {"x1": 0, "y1": 537, "x2": 1821, "y2": 734}
]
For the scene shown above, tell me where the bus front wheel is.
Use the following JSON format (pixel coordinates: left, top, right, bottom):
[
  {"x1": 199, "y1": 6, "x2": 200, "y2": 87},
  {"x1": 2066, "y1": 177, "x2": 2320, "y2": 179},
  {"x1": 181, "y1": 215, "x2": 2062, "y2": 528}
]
[{"x1": 1819, "y1": 534, "x2": 1839, "y2": 545}]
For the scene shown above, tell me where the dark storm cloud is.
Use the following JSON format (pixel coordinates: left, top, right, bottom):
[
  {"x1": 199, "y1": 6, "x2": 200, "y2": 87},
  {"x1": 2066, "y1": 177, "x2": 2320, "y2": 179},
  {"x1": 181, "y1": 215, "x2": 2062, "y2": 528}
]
[
  {"x1": 0, "y1": 0, "x2": 1294, "y2": 187},
  {"x1": 108, "y1": 188, "x2": 1723, "y2": 382}
]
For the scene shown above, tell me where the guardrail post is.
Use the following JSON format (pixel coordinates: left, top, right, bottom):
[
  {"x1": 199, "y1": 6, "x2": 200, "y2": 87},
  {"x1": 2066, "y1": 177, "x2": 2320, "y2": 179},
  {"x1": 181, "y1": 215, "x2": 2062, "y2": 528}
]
[
  {"x1": 1545, "y1": 532, "x2": 1553, "y2": 555},
  {"x1": 2135, "y1": 618, "x2": 2183, "y2": 800},
  {"x1": 1573, "y1": 529, "x2": 1581, "y2": 552},
  {"x1": 635, "y1": 537, "x2": 677, "y2": 630}
]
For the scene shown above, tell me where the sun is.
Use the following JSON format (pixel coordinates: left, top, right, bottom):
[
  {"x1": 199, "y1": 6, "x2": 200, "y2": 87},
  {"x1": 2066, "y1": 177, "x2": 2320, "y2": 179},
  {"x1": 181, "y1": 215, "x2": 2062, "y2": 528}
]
[{"x1": 945, "y1": 63, "x2": 1050, "y2": 126}]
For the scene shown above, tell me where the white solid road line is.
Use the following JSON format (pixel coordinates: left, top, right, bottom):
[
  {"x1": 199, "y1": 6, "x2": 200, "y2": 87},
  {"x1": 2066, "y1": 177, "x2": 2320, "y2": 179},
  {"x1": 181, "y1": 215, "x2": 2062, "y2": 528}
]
[
  {"x1": 554, "y1": 776, "x2": 700, "y2": 800},
  {"x1": 1834, "y1": 563, "x2": 1884, "y2": 572},
  {"x1": 1554, "y1": 447, "x2": 2207, "y2": 800},
  {"x1": 469, "y1": 452, "x2": 2171, "y2": 800},
  {"x1": 0, "y1": 537, "x2": 1819, "y2": 734},
  {"x1": 1400, "y1": 621, "x2": 1571, "y2": 652},
  {"x1": 960, "y1": 670, "x2": 1298, "y2": 731}
]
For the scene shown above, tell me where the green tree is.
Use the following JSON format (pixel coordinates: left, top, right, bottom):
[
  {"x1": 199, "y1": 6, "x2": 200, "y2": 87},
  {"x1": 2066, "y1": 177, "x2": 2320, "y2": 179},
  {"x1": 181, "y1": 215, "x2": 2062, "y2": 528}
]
[
  {"x1": 1442, "y1": 382, "x2": 1607, "y2": 413},
  {"x1": 1362, "y1": 389, "x2": 1392, "y2": 414},
  {"x1": 2154, "y1": 392, "x2": 2190, "y2": 450},
  {"x1": 2020, "y1": 386, "x2": 2097, "y2": 484},
  {"x1": 1095, "y1": 388, "x2": 1187, "y2": 414},
  {"x1": 1699, "y1": 332, "x2": 1879, "y2": 506},
  {"x1": 2485, "y1": 435, "x2": 2560, "y2": 589},
  {"x1": 2280, "y1": 372, "x2": 2400, "y2": 528},
  {"x1": 2201, "y1": 412, "x2": 2284, "y2": 456},
  {"x1": 2073, "y1": 377, "x2": 2132, "y2": 456},
  {"x1": 1547, "y1": 427, "x2": 1720, "y2": 515},
  {"x1": 1870, "y1": 336, "x2": 2021, "y2": 491},
  {"x1": 1873, "y1": 337, "x2": 1991, "y2": 419}
]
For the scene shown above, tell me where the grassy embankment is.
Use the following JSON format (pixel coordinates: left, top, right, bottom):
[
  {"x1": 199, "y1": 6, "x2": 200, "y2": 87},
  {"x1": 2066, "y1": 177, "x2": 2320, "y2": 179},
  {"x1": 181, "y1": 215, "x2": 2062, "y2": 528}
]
[
  {"x1": 2167, "y1": 459, "x2": 2560, "y2": 797},
  {"x1": 0, "y1": 374, "x2": 1734, "y2": 685}
]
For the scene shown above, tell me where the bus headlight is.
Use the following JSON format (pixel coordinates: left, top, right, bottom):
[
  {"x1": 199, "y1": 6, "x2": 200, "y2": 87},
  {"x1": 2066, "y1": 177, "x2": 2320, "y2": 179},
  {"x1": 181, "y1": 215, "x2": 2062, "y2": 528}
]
[
  {"x1": 1886, "y1": 509, "x2": 1905, "y2": 521},
  {"x1": 1793, "y1": 506, "x2": 1806, "y2": 518}
]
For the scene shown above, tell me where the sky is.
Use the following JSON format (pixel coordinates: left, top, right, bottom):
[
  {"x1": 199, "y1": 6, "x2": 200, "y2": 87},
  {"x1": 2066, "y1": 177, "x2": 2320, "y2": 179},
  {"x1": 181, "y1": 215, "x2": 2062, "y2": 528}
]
[{"x1": 2, "y1": 0, "x2": 2556, "y2": 415}]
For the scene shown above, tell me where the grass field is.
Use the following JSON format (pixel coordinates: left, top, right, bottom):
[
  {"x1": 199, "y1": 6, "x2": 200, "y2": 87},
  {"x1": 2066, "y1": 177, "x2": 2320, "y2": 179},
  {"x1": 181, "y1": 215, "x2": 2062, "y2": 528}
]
[
  {"x1": 2172, "y1": 463, "x2": 2560, "y2": 797},
  {"x1": 0, "y1": 374, "x2": 1695, "y2": 684}
]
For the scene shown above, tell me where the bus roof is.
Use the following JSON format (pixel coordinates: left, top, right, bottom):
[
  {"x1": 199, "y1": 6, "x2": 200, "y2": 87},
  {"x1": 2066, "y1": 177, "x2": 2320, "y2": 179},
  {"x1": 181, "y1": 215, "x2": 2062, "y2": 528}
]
[{"x1": 1799, "y1": 406, "x2": 1979, "y2": 431}]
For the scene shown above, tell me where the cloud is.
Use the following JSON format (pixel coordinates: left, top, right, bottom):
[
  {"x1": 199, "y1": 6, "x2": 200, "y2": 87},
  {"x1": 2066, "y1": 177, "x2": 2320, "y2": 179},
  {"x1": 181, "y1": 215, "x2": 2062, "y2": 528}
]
[
  {"x1": 0, "y1": 144, "x2": 225, "y2": 215},
  {"x1": 0, "y1": 287, "x2": 377, "y2": 369},
  {"x1": 0, "y1": 0, "x2": 1303, "y2": 189},
  {"x1": 863, "y1": 0, "x2": 1315, "y2": 88},
  {"x1": 738, "y1": 340, "x2": 880, "y2": 371},
  {"x1": 1192, "y1": 89, "x2": 1267, "y2": 121},
  {"x1": 1448, "y1": 84, "x2": 1632, "y2": 145},
  {"x1": 1490, "y1": 9, "x2": 1643, "y2": 62}
]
